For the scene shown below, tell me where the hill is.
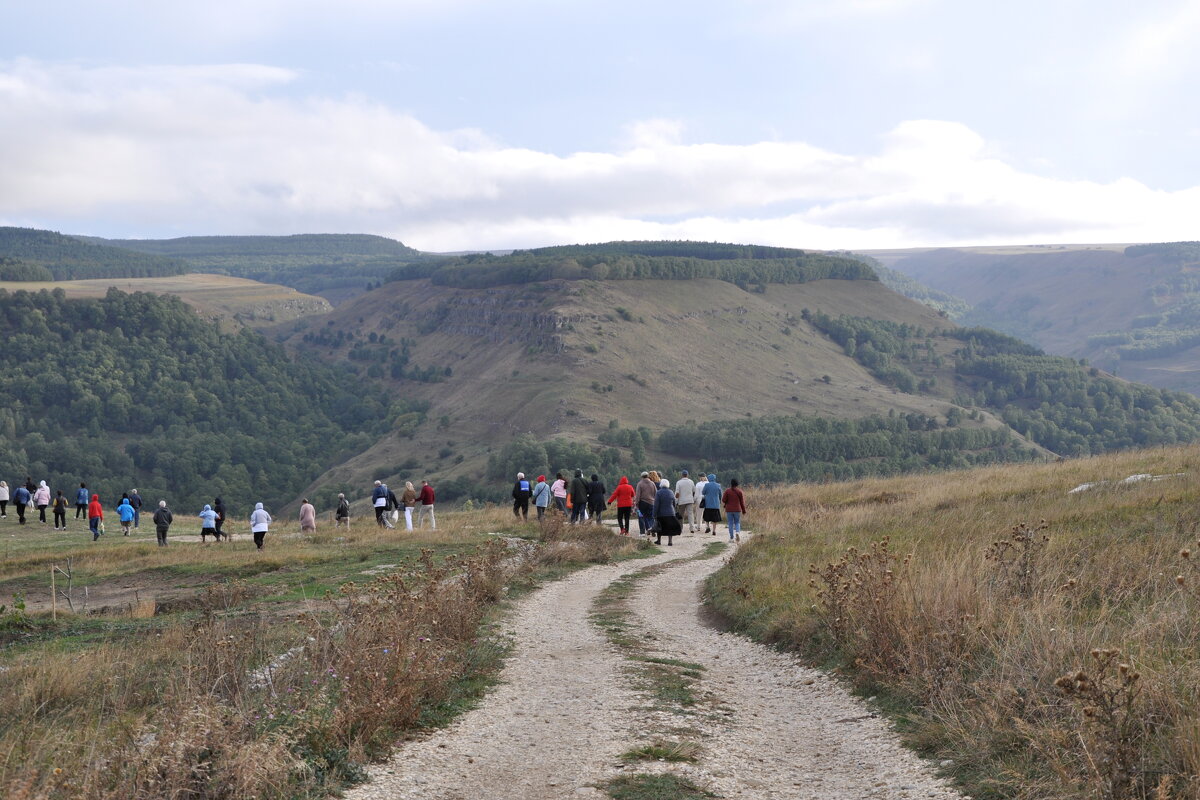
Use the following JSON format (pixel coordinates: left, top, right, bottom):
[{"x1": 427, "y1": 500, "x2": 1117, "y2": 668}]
[
  {"x1": 0, "y1": 273, "x2": 331, "y2": 329},
  {"x1": 276, "y1": 242, "x2": 1200, "y2": 501},
  {"x1": 0, "y1": 287, "x2": 397, "y2": 514},
  {"x1": 870, "y1": 242, "x2": 1200, "y2": 395},
  {"x1": 100, "y1": 233, "x2": 429, "y2": 304},
  {"x1": 0, "y1": 227, "x2": 188, "y2": 280}
]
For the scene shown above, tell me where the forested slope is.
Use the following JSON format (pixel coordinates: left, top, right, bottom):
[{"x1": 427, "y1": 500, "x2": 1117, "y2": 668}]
[
  {"x1": 0, "y1": 287, "x2": 404, "y2": 514},
  {"x1": 0, "y1": 227, "x2": 188, "y2": 280}
]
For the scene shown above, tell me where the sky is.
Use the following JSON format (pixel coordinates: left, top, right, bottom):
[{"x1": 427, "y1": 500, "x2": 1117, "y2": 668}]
[{"x1": 2, "y1": 0, "x2": 1199, "y2": 252}]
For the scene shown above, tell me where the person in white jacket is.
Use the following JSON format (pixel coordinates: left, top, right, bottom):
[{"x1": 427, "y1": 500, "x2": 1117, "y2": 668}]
[
  {"x1": 34, "y1": 480, "x2": 51, "y2": 525},
  {"x1": 249, "y1": 502, "x2": 272, "y2": 550},
  {"x1": 674, "y1": 470, "x2": 698, "y2": 534}
]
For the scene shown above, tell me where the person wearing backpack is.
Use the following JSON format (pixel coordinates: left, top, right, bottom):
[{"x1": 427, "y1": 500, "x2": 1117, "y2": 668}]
[{"x1": 512, "y1": 472, "x2": 532, "y2": 520}]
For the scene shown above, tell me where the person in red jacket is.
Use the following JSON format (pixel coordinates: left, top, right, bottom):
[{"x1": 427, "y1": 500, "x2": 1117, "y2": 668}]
[
  {"x1": 721, "y1": 479, "x2": 747, "y2": 542},
  {"x1": 88, "y1": 494, "x2": 104, "y2": 541},
  {"x1": 607, "y1": 476, "x2": 636, "y2": 535},
  {"x1": 417, "y1": 480, "x2": 436, "y2": 530}
]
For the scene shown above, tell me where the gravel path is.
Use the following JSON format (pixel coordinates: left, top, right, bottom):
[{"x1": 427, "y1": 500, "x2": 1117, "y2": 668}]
[
  {"x1": 343, "y1": 532, "x2": 964, "y2": 799},
  {"x1": 624, "y1": 534, "x2": 964, "y2": 799}
]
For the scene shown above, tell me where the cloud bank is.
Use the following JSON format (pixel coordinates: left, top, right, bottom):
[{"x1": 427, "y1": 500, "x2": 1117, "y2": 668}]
[{"x1": 1, "y1": 59, "x2": 1197, "y2": 251}]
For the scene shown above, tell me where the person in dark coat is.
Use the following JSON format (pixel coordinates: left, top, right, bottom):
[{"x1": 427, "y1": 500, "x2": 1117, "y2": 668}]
[
  {"x1": 213, "y1": 497, "x2": 227, "y2": 541},
  {"x1": 12, "y1": 483, "x2": 31, "y2": 525},
  {"x1": 652, "y1": 479, "x2": 680, "y2": 546},
  {"x1": 568, "y1": 470, "x2": 589, "y2": 524},
  {"x1": 586, "y1": 474, "x2": 607, "y2": 524},
  {"x1": 152, "y1": 500, "x2": 173, "y2": 547},
  {"x1": 336, "y1": 493, "x2": 350, "y2": 529},
  {"x1": 511, "y1": 472, "x2": 532, "y2": 520}
]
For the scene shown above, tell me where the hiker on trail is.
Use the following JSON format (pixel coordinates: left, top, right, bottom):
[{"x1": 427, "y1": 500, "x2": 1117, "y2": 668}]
[
  {"x1": 117, "y1": 496, "x2": 135, "y2": 536},
  {"x1": 722, "y1": 478, "x2": 747, "y2": 542},
  {"x1": 152, "y1": 500, "x2": 173, "y2": 546},
  {"x1": 675, "y1": 470, "x2": 698, "y2": 535},
  {"x1": 249, "y1": 502, "x2": 271, "y2": 549},
  {"x1": 52, "y1": 490, "x2": 68, "y2": 530},
  {"x1": 695, "y1": 473, "x2": 710, "y2": 530},
  {"x1": 34, "y1": 481, "x2": 50, "y2": 524},
  {"x1": 129, "y1": 489, "x2": 143, "y2": 528},
  {"x1": 653, "y1": 478, "x2": 681, "y2": 546},
  {"x1": 512, "y1": 472, "x2": 532, "y2": 520},
  {"x1": 635, "y1": 472, "x2": 657, "y2": 536},
  {"x1": 550, "y1": 473, "x2": 568, "y2": 515},
  {"x1": 402, "y1": 481, "x2": 418, "y2": 530},
  {"x1": 214, "y1": 497, "x2": 227, "y2": 540},
  {"x1": 701, "y1": 474, "x2": 723, "y2": 535},
  {"x1": 199, "y1": 503, "x2": 219, "y2": 542},
  {"x1": 371, "y1": 480, "x2": 389, "y2": 527},
  {"x1": 0, "y1": 481, "x2": 9, "y2": 518},
  {"x1": 587, "y1": 474, "x2": 608, "y2": 524},
  {"x1": 75, "y1": 483, "x2": 89, "y2": 518},
  {"x1": 336, "y1": 493, "x2": 350, "y2": 529},
  {"x1": 417, "y1": 480, "x2": 436, "y2": 530},
  {"x1": 88, "y1": 494, "x2": 104, "y2": 540},
  {"x1": 608, "y1": 476, "x2": 635, "y2": 535},
  {"x1": 568, "y1": 470, "x2": 589, "y2": 524},
  {"x1": 12, "y1": 483, "x2": 31, "y2": 524},
  {"x1": 386, "y1": 485, "x2": 400, "y2": 529},
  {"x1": 531, "y1": 475, "x2": 551, "y2": 521},
  {"x1": 299, "y1": 498, "x2": 317, "y2": 532}
]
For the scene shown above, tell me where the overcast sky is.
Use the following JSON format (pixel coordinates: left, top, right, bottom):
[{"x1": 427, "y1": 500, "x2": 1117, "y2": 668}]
[{"x1": 2, "y1": 0, "x2": 1199, "y2": 251}]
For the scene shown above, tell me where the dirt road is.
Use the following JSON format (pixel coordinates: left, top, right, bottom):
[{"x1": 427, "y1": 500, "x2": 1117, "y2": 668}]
[{"x1": 345, "y1": 533, "x2": 962, "y2": 799}]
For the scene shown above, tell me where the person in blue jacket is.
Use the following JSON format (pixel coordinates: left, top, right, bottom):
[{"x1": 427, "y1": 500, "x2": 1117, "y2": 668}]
[
  {"x1": 198, "y1": 504, "x2": 219, "y2": 543},
  {"x1": 75, "y1": 483, "x2": 89, "y2": 519},
  {"x1": 116, "y1": 495, "x2": 136, "y2": 535},
  {"x1": 12, "y1": 483, "x2": 31, "y2": 524},
  {"x1": 701, "y1": 473, "x2": 723, "y2": 535}
]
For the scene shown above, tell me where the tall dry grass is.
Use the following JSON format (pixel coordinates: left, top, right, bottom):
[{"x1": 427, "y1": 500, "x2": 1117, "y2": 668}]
[
  {"x1": 709, "y1": 445, "x2": 1200, "y2": 800},
  {"x1": 0, "y1": 507, "x2": 643, "y2": 799}
]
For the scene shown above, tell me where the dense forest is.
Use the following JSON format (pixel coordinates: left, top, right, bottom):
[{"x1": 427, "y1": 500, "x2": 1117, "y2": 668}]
[
  {"x1": 0, "y1": 288, "x2": 409, "y2": 515},
  {"x1": 390, "y1": 241, "x2": 877, "y2": 289},
  {"x1": 806, "y1": 310, "x2": 1200, "y2": 456},
  {"x1": 0, "y1": 228, "x2": 188, "y2": 280},
  {"x1": 104, "y1": 234, "x2": 432, "y2": 297}
]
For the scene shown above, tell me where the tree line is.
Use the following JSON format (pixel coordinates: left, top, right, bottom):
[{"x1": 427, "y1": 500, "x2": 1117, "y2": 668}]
[{"x1": 0, "y1": 287, "x2": 402, "y2": 513}]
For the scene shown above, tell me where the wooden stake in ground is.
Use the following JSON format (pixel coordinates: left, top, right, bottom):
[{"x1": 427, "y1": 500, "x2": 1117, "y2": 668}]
[{"x1": 50, "y1": 565, "x2": 56, "y2": 621}]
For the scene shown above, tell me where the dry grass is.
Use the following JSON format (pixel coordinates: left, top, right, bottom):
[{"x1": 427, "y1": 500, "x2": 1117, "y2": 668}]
[
  {"x1": 709, "y1": 445, "x2": 1200, "y2": 800},
  {"x1": 0, "y1": 506, "x2": 639, "y2": 799}
]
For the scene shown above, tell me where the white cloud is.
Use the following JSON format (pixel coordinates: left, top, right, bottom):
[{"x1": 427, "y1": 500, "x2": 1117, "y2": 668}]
[{"x1": 1, "y1": 60, "x2": 1198, "y2": 251}]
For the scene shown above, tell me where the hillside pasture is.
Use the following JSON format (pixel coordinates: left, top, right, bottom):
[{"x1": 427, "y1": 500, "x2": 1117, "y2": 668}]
[{"x1": 0, "y1": 273, "x2": 331, "y2": 327}]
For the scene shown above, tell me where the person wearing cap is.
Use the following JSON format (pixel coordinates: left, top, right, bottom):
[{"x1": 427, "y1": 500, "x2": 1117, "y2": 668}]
[
  {"x1": 531, "y1": 475, "x2": 551, "y2": 521},
  {"x1": 675, "y1": 470, "x2": 697, "y2": 535},
  {"x1": 511, "y1": 472, "x2": 532, "y2": 520},
  {"x1": 635, "y1": 471, "x2": 657, "y2": 536}
]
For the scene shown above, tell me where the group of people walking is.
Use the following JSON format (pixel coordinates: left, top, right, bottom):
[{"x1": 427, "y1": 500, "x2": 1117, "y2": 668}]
[
  {"x1": 369, "y1": 479, "x2": 437, "y2": 530},
  {"x1": 510, "y1": 469, "x2": 747, "y2": 545},
  {"x1": 0, "y1": 477, "x2": 276, "y2": 549}
]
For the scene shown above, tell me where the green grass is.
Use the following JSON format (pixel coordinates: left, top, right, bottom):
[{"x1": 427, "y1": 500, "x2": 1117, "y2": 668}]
[
  {"x1": 604, "y1": 774, "x2": 717, "y2": 799},
  {"x1": 620, "y1": 740, "x2": 701, "y2": 763}
]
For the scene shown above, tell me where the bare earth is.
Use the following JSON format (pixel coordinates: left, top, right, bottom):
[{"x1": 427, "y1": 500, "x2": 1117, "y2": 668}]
[{"x1": 345, "y1": 533, "x2": 963, "y2": 800}]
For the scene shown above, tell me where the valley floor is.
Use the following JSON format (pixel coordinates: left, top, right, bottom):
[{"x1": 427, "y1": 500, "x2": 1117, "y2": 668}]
[{"x1": 345, "y1": 529, "x2": 961, "y2": 800}]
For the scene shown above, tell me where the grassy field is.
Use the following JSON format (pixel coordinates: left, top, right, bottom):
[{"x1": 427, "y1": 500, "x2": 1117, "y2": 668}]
[
  {"x1": 0, "y1": 273, "x2": 331, "y2": 328},
  {"x1": 0, "y1": 508, "x2": 650, "y2": 799},
  {"x1": 709, "y1": 444, "x2": 1200, "y2": 799}
]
